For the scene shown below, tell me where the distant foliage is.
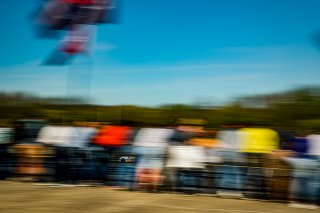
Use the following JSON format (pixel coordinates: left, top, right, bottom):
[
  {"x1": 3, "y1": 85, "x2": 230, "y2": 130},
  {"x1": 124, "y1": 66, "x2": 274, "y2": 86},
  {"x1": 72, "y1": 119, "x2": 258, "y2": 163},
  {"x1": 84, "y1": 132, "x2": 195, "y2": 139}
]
[{"x1": 1, "y1": 87, "x2": 320, "y2": 131}]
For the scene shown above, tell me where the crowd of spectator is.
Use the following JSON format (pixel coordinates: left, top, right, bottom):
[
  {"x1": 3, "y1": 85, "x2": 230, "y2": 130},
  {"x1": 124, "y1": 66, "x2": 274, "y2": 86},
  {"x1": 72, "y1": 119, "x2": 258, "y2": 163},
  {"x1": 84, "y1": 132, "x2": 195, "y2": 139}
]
[{"x1": 0, "y1": 120, "x2": 320, "y2": 207}]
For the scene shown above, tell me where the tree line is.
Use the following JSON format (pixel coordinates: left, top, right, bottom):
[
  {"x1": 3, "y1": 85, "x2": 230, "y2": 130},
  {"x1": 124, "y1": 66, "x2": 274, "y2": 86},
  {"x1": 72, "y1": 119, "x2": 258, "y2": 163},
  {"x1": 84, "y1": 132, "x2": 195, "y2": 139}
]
[{"x1": 1, "y1": 87, "x2": 320, "y2": 132}]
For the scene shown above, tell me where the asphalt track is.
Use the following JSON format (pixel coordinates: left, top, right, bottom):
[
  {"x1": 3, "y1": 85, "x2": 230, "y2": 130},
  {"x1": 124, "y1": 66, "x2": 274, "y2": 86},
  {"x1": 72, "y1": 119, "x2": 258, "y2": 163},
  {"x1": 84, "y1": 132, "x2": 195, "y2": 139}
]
[{"x1": 0, "y1": 181, "x2": 318, "y2": 213}]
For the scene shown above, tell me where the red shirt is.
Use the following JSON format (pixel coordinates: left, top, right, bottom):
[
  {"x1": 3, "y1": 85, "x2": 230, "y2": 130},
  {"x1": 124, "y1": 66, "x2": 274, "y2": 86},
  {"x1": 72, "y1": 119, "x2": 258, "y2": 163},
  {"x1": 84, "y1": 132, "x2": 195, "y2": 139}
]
[{"x1": 93, "y1": 126, "x2": 131, "y2": 147}]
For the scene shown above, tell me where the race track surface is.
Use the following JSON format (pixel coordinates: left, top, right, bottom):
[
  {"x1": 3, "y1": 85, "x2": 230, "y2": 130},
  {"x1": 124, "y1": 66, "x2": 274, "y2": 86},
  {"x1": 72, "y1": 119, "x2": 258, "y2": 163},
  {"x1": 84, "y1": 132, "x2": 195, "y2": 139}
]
[{"x1": 0, "y1": 181, "x2": 317, "y2": 213}]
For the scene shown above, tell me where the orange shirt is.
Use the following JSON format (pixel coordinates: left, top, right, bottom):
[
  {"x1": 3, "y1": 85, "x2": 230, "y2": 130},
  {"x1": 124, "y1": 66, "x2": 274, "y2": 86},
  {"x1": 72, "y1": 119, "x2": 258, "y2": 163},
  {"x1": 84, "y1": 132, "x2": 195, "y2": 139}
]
[{"x1": 93, "y1": 126, "x2": 131, "y2": 146}]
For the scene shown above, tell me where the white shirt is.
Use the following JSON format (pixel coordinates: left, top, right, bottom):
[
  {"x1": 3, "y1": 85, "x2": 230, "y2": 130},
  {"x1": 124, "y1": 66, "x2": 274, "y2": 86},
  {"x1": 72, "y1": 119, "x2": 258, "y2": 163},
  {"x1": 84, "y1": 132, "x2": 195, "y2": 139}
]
[
  {"x1": 133, "y1": 128, "x2": 174, "y2": 148},
  {"x1": 166, "y1": 145, "x2": 206, "y2": 169},
  {"x1": 307, "y1": 134, "x2": 320, "y2": 156},
  {"x1": 217, "y1": 130, "x2": 241, "y2": 150},
  {"x1": 37, "y1": 126, "x2": 96, "y2": 147}
]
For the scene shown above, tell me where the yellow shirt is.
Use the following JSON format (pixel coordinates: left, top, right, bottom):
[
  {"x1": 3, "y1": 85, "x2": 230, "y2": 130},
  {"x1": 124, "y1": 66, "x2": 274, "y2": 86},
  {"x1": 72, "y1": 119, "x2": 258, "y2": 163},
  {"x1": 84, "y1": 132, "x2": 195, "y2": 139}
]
[{"x1": 239, "y1": 128, "x2": 279, "y2": 153}]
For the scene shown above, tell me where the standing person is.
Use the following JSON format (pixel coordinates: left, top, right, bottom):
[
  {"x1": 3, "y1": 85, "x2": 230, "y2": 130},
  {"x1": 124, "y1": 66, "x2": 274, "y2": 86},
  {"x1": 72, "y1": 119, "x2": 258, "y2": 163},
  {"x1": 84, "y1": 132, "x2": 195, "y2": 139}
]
[
  {"x1": 92, "y1": 125, "x2": 132, "y2": 186},
  {"x1": 307, "y1": 133, "x2": 320, "y2": 206},
  {"x1": 36, "y1": 125, "x2": 81, "y2": 183},
  {"x1": 187, "y1": 130, "x2": 222, "y2": 194},
  {"x1": 162, "y1": 126, "x2": 192, "y2": 191},
  {"x1": 215, "y1": 128, "x2": 246, "y2": 197},
  {"x1": 0, "y1": 127, "x2": 14, "y2": 180},
  {"x1": 239, "y1": 127, "x2": 279, "y2": 199},
  {"x1": 133, "y1": 127, "x2": 174, "y2": 192},
  {"x1": 165, "y1": 138, "x2": 207, "y2": 193},
  {"x1": 283, "y1": 132, "x2": 320, "y2": 207},
  {"x1": 281, "y1": 132, "x2": 319, "y2": 207}
]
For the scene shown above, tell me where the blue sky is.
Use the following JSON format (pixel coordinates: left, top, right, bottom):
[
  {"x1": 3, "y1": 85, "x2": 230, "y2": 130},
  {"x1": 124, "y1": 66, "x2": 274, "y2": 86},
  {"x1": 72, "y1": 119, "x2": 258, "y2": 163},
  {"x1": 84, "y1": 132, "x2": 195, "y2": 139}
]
[{"x1": 1, "y1": 0, "x2": 320, "y2": 106}]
